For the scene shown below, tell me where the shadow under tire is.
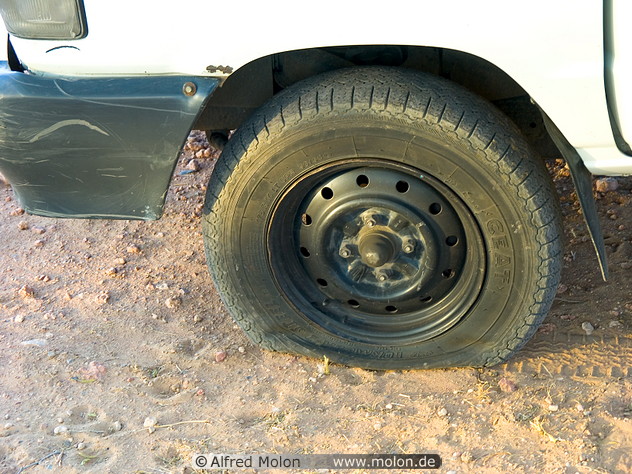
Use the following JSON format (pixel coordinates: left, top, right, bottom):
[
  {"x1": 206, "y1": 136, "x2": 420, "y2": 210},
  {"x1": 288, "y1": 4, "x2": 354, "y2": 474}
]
[{"x1": 202, "y1": 67, "x2": 562, "y2": 369}]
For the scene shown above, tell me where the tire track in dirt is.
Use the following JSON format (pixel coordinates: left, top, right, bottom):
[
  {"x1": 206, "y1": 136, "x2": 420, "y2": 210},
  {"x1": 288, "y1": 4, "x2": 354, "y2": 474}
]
[{"x1": 502, "y1": 330, "x2": 632, "y2": 377}]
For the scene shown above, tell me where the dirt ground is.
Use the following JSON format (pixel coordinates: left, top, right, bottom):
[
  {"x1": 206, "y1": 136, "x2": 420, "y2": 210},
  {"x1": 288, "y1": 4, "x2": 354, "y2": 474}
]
[{"x1": 1, "y1": 131, "x2": 631, "y2": 474}]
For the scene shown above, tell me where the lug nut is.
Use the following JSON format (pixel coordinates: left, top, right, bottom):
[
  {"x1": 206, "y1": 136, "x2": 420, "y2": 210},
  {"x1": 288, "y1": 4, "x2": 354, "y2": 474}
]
[
  {"x1": 366, "y1": 218, "x2": 376, "y2": 227},
  {"x1": 403, "y1": 241, "x2": 415, "y2": 253},
  {"x1": 376, "y1": 272, "x2": 388, "y2": 282},
  {"x1": 340, "y1": 247, "x2": 351, "y2": 258}
]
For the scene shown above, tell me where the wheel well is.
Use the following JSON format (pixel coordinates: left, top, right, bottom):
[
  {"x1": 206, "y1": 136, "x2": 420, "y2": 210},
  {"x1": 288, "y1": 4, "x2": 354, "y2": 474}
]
[{"x1": 194, "y1": 45, "x2": 559, "y2": 158}]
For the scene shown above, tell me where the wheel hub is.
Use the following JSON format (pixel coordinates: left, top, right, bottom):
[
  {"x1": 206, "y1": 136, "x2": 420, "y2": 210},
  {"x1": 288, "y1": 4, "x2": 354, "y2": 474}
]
[
  {"x1": 358, "y1": 231, "x2": 396, "y2": 268},
  {"x1": 268, "y1": 161, "x2": 485, "y2": 344}
]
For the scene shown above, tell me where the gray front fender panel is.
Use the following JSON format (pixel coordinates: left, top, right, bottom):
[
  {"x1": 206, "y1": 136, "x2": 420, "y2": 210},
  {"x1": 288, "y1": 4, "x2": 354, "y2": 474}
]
[{"x1": 0, "y1": 63, "x2": 219, "y2": 220}]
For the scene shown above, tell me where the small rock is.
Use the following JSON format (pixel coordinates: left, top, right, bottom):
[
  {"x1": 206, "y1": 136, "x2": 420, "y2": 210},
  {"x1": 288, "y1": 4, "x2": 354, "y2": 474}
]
[
  {"x1": 37, "y1": 275, "x2": 51, "y2": 282},
  {"x1": 114, "y1": 258, "x2": 127, "y2": 265},
  {"x1": 33, "y1": 239, "x2": 45, "y2": 248},
  {"x1": 609, "y1": 320, "x2": 623, "y2": 328},
  {"x1": 18, "y1": 285, "x2": 35, "y2": 299},
  {"x1": 186, "y1": 159, "x2": 200, "y2": 171},
  {"x1": 193, "y1": 314, "x2": 204, "y2": 323},
  {"x1": 560, "y1": 314, "x2": 577, "y2": 321},
  {"x1": 31, "y1": 226, "x2": 46, "y2": 235},
  {"x1": 385, "y1": 404, "x2": 393, "y2": 410},
  {"x1": 238, "y1": 346, "x2": 246, "y2": 353},
  {"x1": 13, "y1": 315, "x2": 25, "y2": 323},
  {"x1": 9, "y1": 208, "x2": 25, "y2": 216},
  {"x1": 112, "y1": 421, "x2": 123, "y2": 431},
  {"x1": 556, "y1": 284, "x2": 568, "y2": 295},
  {"x1": 215, "y1": 350, "x2": 227, "y2": 363},
  {"x1": 373, "y1": 422, "x2": 382, "y2": 430},
  {"x1": 575, "y1": 403, "x2": 585, "y2": 412},
  {"x1": 498, "y1": 377, "x2": 518, "y2": 393},
  {"x1": 548, "y1": 404, "x2": 559, "y2": 412},
  {"x1": 77, "y1": 442, "x2": 86, "y2": 450},
  {"x1": 53, "y1": 425, "x2": 69, "y2": 435},
  {"x1": 105, "y1": 267, "x2": 119, "y2": 276},
  {"x1": 4, "y1": 423, "x2": 14, "y2": 429},
  {"x1": 76, "y1": 361, "x2": 107, "y2": 381},
  {"x1": 21, "y1": 339, "x2": 47, "y2": 347},
  {"x1": 165, "y1": 296, "x2": 181, "y2": 309},
  {"x1": 126, "y1": 244, "x2": 141, "y2": 254},
  {"x1": 155, "y1": 282, "x2": 169, "y2": 290},
  {"x1": 581, "y1": 322, "x2": 595, "y2": 335},
  {"x1": 156, "y1": 232, "x2": 165, "y2": 238},
  {"x1": 96, "y1": 291, "x2": 111, "y2": 305},
  {"x1": 437, "y1": 408, "x2": 448, "y2": 417},
  {"x1": 461, "y1": 451, "x2": 474, "y2": 463},
  {"x1": 17, "y1": 221, "x2": 29, "y2": 230},
  {"x1": 143, "y1": 417, "x2": 157, "y2": 433},
  {"x1": 595, "y1": 177, "x2": 619, "y2": 193}
]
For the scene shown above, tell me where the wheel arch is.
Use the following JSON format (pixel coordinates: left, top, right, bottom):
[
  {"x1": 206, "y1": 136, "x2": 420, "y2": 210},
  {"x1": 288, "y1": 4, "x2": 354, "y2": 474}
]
[{"x1": 193, "y1": 44, "x2": 560, "y2": 159}]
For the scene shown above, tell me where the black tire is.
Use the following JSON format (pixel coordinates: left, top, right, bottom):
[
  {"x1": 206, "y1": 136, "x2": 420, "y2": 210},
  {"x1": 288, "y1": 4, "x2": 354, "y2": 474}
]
[{"x1": 202, "y1": 67, "x2": 562, "y2": 369}]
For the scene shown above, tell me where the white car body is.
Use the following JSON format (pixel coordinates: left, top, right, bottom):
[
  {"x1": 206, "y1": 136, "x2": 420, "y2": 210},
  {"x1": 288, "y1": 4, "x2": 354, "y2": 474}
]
[{"x1": 6, "y1": 0, "x2": 632, "y2": 175}]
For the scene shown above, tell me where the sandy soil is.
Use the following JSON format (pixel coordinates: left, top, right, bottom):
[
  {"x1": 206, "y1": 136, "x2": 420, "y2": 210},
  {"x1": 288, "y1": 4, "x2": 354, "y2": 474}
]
[{"x1": 0, "y1": 132, "x2": 631, "y2": 474}]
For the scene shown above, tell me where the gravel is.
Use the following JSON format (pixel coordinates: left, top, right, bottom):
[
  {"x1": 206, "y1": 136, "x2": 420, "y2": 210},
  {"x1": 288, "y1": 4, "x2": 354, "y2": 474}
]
[{"x1": 581, "y1": 322, "x2": 595, "y2": 335}]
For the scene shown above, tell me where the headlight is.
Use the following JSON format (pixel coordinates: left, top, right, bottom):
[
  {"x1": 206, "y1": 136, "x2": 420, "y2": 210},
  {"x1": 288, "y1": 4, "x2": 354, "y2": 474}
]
[{"x1": 0, "y1": 0, "x2": 87, "y2": 40}]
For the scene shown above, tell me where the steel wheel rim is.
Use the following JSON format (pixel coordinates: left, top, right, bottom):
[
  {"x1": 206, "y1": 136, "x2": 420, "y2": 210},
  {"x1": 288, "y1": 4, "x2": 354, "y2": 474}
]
[{"x1": 267, "y1": 159, "x2": 486, "y2": 345}]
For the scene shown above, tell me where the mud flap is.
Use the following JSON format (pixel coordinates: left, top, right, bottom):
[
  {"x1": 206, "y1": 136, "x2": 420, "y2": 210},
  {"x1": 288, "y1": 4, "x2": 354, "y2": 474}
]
[{"x1": 541, "y1": 111, "x2": 609, "y2": 280}]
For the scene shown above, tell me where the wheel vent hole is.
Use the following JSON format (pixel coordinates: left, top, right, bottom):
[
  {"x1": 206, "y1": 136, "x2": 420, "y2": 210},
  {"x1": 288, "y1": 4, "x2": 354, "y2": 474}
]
[
  {"x1": 385, "y1": 305, "x2": 398, "y2": 313},
  {"x1": 446, "y1": 235, "x2": 458, "y2": 246},
  {"x1": 429, "y1": 203, "x2": 442, "y2": 215},
  {"x1": 316, "y1": 278, "x2": 328, "y2": 287},
  {"x1": 396, "y1": 180, "x2": 409, "y2": 193},
  {"x1": 300, "y1": 247, "x2": 310, "y2": 257},
  {"x1": 356, "y1": 175, "x2": 369, "y2": 188},
  {"x1": 420, "y1": 296, "x2": 433, "y2": 303},
  {"x1": 348, "y1": 299, "x2": 360, "y2": 308},
  {"x1": 301, "y1": 213, "x2": 312, "y2": 226},
  {"x1": 442, "y1": 269, "x2": 455, "y2": 279},
  {"x1": 321, "y1": 187, "x2": 334, "y2": 199}
]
